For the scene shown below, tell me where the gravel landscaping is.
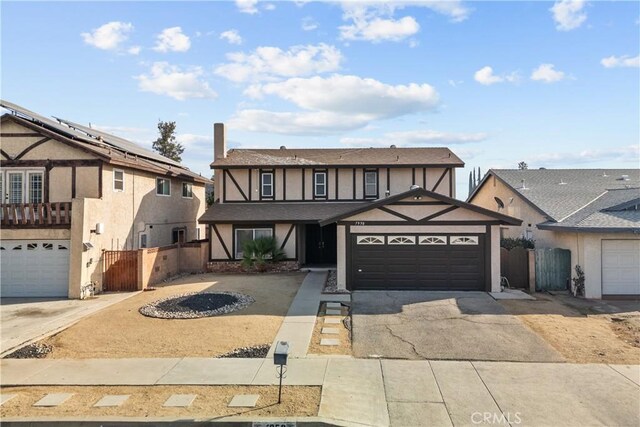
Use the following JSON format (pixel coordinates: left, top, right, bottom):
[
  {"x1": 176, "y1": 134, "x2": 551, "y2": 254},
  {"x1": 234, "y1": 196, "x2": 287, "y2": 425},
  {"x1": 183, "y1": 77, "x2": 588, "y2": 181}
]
[
  {"x1": 3, "y1": 343, "x2": 52, "y2": 359},
  {"x1": 322, "y1": 270, "x2": 349, "y2": 294},
  {"x1": 139, "y1": 291, "x2": 255, "y2": 319},
  {"x1": 216, "y1": 344, "x2": 270, "y2": 358}
]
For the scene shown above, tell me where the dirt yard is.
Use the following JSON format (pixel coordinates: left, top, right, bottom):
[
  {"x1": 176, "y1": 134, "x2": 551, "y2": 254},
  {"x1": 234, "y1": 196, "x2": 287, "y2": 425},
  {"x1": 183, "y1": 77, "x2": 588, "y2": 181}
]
[
  {"x1": 307, "y1": 302, "x2": 352, "y2": 356},
  {"x1": 40, "y1": 273, "x2": 305, "y2": 358},
  {"x1": 499, "y1": 294, "x2": 640, "y2": 364},
  {"x1": 0, "y1": 385, "x2": 320, "y2": 418}
]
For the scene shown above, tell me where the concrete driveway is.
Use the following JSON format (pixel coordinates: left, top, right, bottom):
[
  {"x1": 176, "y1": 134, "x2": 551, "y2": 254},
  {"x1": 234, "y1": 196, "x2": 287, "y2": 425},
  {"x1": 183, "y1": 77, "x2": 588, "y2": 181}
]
[
  {"x1": 352, "y1": 291, "x2": 565, "y2": 362},
  {"x1": 0, "y1": 293, "x2": 136, "y2": 355}
]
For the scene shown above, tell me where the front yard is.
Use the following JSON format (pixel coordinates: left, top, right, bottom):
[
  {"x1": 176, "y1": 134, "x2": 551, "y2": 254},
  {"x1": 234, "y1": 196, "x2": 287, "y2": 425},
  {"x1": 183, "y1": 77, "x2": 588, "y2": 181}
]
[{"x1": 38, "y1": 272, "x2": 306, "y2": 358}]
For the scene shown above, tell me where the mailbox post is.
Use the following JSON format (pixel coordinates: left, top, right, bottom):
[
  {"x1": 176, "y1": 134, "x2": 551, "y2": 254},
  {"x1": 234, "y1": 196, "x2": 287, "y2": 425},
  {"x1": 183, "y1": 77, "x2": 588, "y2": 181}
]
[{"x1": 273, "y1": 341, "x2": 289, "y2": 404}]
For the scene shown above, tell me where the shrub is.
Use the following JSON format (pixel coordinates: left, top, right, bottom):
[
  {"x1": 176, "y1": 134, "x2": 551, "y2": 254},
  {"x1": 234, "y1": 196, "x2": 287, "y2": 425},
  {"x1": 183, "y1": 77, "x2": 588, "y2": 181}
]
[
  {"x1": 572, "y1": 265, "x2": 585, "y2": 297},
  {"x1": 500, "y1": 237, "x2": 535, "y2": 250},
  {"x1": 241, "y1": 237, "x2": 285, "y2": 271}
]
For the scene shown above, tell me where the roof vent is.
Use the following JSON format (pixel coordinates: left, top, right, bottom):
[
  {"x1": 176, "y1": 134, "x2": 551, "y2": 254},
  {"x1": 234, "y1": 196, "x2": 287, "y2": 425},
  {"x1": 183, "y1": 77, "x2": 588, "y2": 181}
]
[
  {"x1": 390, "y1": 144, "x2": 397, "y2": 148},
  {"x1": 559, "y1": 179, "x2": 567, "y2": 185},
  {"x1": 396, "y1": 155, "x2": 400, "y2": 161},
  {"x1": 520, "y1": 179, "x2": 528, "y2": 190},
  {"x1": 280, "y1": 146, "x2": 286, "y2": 150},
  {"x1": 618, "y1": 175, "x2": 630, "y2": 181},
  {"x1": 602, "y1": 171, "x2": 608, "y2": 177},
  {"x1": 410, "y1": 184, "x2": 421, "y2": 190}
]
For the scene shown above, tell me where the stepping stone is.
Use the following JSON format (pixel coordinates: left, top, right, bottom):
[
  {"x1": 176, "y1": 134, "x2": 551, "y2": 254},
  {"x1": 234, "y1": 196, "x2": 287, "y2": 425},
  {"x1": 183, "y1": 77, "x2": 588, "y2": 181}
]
[
  {"x1": 93, "y1": 395, "x2": 130, "y2": 407},
  {"x1": 0, "y1": 394, "x2": 17, "y2": 406},
  {"x1": 163, "y1": 394, "x2": 197, "y2": 407},
  {"x1": 33, "y1": 393, "x2": 73, "y2": 407},
  {"x1": 326, "y1": 309, "x2": 342, "y2": 315},
  {"x1": 324, "y1": 318, "x2": 341, "y2": 324},
  {"x1": 228, "y1": 394, "x2": 260, "y2": 408},
  {"x1": 320, "y1": 338, "x2": 340, "y2": 346},
  {"x1": 326, "y1": 302, "x2": 342, "y2": 309},
  {"x1": 322, "y1": 327, "x2": 340, "y2": 335}
]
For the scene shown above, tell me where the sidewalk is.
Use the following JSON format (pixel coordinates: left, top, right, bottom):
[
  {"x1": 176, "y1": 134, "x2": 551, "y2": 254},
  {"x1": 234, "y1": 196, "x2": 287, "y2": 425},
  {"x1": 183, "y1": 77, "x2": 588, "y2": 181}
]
[{"x1": 2, "y1": 357, "x2": 638, "y2": 426}]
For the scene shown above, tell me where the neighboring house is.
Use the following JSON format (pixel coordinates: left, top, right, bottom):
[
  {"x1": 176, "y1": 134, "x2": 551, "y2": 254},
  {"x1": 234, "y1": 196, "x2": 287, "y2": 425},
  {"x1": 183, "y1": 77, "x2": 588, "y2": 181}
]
[
  {"x1": 200, "y1": 124, "x2": 520, "y2": 292},
  {"x1": 468, "y1": 169, "x2": 640, "y2": 298},
  {"x1": 0, "y1": 100, "x2": 210, "y2": 298}
]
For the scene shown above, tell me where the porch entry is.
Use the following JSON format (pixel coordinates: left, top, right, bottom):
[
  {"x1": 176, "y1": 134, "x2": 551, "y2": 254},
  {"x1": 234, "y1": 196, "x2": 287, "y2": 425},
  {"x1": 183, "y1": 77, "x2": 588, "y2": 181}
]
[{"x1": 305, "y1": 223, "x2": 337, "y2": 265}]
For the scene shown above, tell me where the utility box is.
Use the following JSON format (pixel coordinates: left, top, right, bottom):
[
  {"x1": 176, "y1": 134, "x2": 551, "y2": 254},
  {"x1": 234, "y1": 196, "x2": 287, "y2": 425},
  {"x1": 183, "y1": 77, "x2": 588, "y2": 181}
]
[{"x1": 273, "y1": 341, "x2": 289, "y2": 365}]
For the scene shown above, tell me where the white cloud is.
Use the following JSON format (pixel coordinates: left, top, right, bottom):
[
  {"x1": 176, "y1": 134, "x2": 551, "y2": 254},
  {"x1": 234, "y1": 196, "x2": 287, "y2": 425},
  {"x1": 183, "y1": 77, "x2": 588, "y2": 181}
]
[
  {"x1": 473, "y1": 66, "x2": 519, "y2": 85},
  {"x1": 81, "y1": 21, "x2": 134, "y2": 51},
  {"x1": 550, "y1": 0, "x2": 587, "y2": 31},
  {"x1": 127, "y1": 46, "x2": 141, "y2": 55},
  {"x1": 530, "y1": 145, "x2": 640, "y2": 164},
  {"x1": 245, "y1": 74, "x2": 439, "y2": 118},
  {"x1": 601, "y1": 55, "x2": 640, "y2": 69},
  {"x1": 214, "y1": 43, "x2": 342, "y2": 82},
  {"x1": 232, "y1": 74, "x2": 439, "y2": 135},
  {"x1": 236, "y1": 0, "x2": 258, "y2": 14},
  {"x1": 136, "y1": 62, "x2": 217, "y2": 100},
  {"x1": 341, "y1": 130, "x2": 487, "y2": 147},
  {"x1": 153, "y1": 27, "x2": 191, "y2": 53},
  {"x1": 530, "y1": 63, "x2": 566, "y2": 83},
  {"x1": 220, "y1": 29, "x2": 243, "y2": 45},
  {"x1": 263, "y1": 3, "x2": 276, "y2": 11},
  {"x1": 340, "y1": 15, "x2": 420, "y2": 42},
  {"x1": 176, "y1": 133, "x2": 210, "y2": 147},
  {"x1": 302, "y1": 16, "x2": 319, "y2": 31}
]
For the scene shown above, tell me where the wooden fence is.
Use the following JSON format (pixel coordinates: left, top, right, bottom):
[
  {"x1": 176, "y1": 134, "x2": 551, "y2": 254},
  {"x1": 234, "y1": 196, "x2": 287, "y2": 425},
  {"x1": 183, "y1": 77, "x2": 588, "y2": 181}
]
[
  {"x1": 500, "y1": 247, "x2": 529, "y2": 289},
  {"x1": 103, "y1": 250, "x2": 138, "y2": 292},
  {"x1": 0, "y1": 202, "x2": 71, "y2": 227},
  {"x1": 535, "y1": 248, "x2": 571, "y2": 291}
]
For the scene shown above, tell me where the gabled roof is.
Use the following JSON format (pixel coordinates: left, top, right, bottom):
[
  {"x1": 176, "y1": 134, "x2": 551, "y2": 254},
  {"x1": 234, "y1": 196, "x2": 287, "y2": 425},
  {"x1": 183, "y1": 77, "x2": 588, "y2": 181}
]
[
  {"x1": 319, "y1": 187, "x2": 522, "y2": 226},
  {"x1": 468, "y1": 169, "x2": 640, "y2": 222},
  {"x1": 1, "y1": 100, "x2": 211, "y2": 184},
  {"x1": 211, "y1": 147, "x2": 464, "y2": 169},
  {"x1": 537, "y1": 188, "x2": 640, "y2": 233}
]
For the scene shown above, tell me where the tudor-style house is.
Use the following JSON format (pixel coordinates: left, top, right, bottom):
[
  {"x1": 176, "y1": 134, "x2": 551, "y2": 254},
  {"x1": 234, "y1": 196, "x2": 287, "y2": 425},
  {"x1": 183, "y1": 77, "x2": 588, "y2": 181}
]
[
  {"x1": 0, "y1": 100, "x2": 210, "y2": 298},
  {"x1": 200, "y1": 123, "x2": 520, "y2": 292}
]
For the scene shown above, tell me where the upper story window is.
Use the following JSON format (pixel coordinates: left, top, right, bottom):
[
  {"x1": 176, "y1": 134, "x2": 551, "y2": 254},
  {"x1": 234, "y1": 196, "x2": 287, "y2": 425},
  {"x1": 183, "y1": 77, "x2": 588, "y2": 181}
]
[
  {"x1": 156, "y1": 178, "x2": 171, "y2": 196},
  {"x1": 27, "y1": 172, "x2": 43, "y2": 204},
  {"x1": 113, "y1": 169, "x2": 125, "y2": 192},
  {"x1": 1, "y1": 170, "x2": 44, "y2": 204},
  {"x1": 182, "y1": 182, "x2": 193, "y2": 198},
  {"x1": 364, "y1": 170, "x2": 378, "y2": 198},
  {"x1": 314, "y1": 171, "x2": 327, "y2": 197},
  {"x1": 261, "y1": 171, "x2": 274, "y2": 198}
]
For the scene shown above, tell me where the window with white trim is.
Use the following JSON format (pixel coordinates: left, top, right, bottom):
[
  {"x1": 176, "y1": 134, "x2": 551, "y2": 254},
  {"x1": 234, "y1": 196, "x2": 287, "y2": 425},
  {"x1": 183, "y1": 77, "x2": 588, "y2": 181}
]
[
  {"x1": 27, "y1": 171, "x2": 43, "y2": 204},
  {"x1": 450, "y1": 236, "x2": 479, "y2": 245},
  {"x1": 261, "y1": 172, "x2": 274, "y2": 198},
  {"x1": 182, "y1": 182, "x2": 193, "y2": 198},
  {"x1": 113, "y1": 169, "x2": 125, "y2": 192},
  {"x1": 156, "y1": 178, "x2": 171, "y2": 196},
  {"x1": 388, "y1": 236, "x2": 416, "y2": 245},
  {"x1": 419, "y1": 236, "x2": 447, "y2": 245},
  {"x1": 356, "y1": 236, "x2": 385, "y2": 245},
  {"x1": 314, "y1": 171, "x2": 327, "y2": 197},
  {"x1": 235, "y1": 228, "x2": 273, "y2": 259},
  {"x1": 8, "y1": 172, "x2": 23, "y2": 204},
  {"x1": 364, "y1": 170, "x2": 378, "y2": 198}
]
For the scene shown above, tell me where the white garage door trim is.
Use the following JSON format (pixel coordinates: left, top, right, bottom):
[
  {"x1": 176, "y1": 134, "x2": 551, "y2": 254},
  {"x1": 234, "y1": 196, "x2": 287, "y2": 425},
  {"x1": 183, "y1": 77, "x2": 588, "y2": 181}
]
[
  {"x1": 602, "y1": 239, "x2": 640, "y2": 296},
  {"x1": 0, "y1": 240, "x2": 70, "y2": 298}
]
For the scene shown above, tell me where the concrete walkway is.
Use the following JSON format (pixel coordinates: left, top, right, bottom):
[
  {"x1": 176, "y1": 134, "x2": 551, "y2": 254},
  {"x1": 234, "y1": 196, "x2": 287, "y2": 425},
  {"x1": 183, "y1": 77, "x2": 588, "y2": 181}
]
[
  {"x1": 0, "y1": 293, "x2": 138, "y2": 356},
  {"x1": 1, "y1": 358, "x2": 638, "y2": 426}
]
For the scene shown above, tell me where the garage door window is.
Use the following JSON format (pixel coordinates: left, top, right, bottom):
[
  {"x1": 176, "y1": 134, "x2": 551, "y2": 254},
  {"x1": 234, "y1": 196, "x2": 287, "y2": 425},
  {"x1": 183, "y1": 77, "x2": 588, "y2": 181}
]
[
  {"x1": 388, "y1": 236, "x2": 415, "y2": 245},
  {"x1": 27, "y1": 243, "x2": 38, "y2": 250},
  {"x1": 451, "y1": 236, "x2": 479, "y2": 245},
  {"x1": 419, "y1": 236, "x2": 447, "y2": 245},
  {"x1": 356, "y1": 236, "x2": 384, "y2": 245},
  {"x1": 43, "y1": 243, "x2": 53, "y2": 250}
]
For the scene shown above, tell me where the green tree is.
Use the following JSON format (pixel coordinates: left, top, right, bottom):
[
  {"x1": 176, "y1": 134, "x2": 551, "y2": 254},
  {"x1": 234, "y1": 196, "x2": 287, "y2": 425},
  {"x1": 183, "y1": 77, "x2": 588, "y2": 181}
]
[
  {"x1": 152, "y1": 121, "x2": 184, "y2": 162},
  {"x1": 518, "y1": 161, "x2": 529, "y2": 170}
]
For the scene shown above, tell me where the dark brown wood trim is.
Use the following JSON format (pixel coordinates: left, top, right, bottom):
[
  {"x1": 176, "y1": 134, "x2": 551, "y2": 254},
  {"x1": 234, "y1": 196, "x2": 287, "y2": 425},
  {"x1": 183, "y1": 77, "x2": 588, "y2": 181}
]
[
  {"x1": 0, "y1": 149, "x2": 12, "y2": 160},
  {"x1": 352, "y1": 168, "x2": 357, "y2": 200},
  {"x1": 419, "y1": 205, "x2": 459, "y2": 222},
  {"x1": 0, "y1": 132, "x2": 42, "y2": 137},
  {"x1": 248, "y1": 169, "x2": 252, "y2": 201},
  {"x1": 345, "y1": 224, "x2": 352, "y2": 291},
  {"x1": 422, "y1": 168, "x2": 426, "y2": 188},
  {"x1": 391, "y1": 201, "x2": 448, "y2": 206},
  {"x1": 379, "y1": 206, "x2": 413, "y2": 222},
  {"x1": 283, "y1": 168, "x2": 287, "y2": 201},
  {"x1": 280, "y1": 224, "x2": 295, "y2": 250},
  {"x1": 44, "y1": 165, "x2": 51, "y2": 203},
  {"x1": 412, "y1": 168, "x2": 416, "y2": 185},
  {"x1": 485, "y1": 225, "x2": 492, "y2": 291},
  {"x1": 386, "y1": 167, "x2": 391, "y2": 193},
  {"x1": 98, "y1": 162, "x2": 103, "y2": 199},
  {"x1": 14, "y1": 137, "x2": 51, "y2": 160},
  {"x1": 222, "y1": 169, "x2": 227, "y2": 203},
  {"x1": 226, "y1": 169, "x2": 249, "y2": 201},
  {"x1": 211, "y1": 224, "x2": 232, "y2": 260},
  {"x1": 71, "y1": 166, "x2": 77, "y2": 199},
  {"x1": 335, "y1": 168, "x2": 339, "y2": 201},
  {"x1": 1, "y1": 159, "x2": 101, "y2": 167},
  {"x1": 431, "y1": 168, "x2": 449, "y2": 193},
  {"x1": 449, "y1": 168, "x2": 453, "y2": 197},
  {"x1": 302, "y1": 168, "x2": 306, "y2": 200}
]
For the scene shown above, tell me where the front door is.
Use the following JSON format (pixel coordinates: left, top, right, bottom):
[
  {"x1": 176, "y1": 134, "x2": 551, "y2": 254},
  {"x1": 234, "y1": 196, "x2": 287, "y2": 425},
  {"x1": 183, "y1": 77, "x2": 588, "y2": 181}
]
[{"x1": 305, "y1": 223, "x2": 337, "y2": 265}]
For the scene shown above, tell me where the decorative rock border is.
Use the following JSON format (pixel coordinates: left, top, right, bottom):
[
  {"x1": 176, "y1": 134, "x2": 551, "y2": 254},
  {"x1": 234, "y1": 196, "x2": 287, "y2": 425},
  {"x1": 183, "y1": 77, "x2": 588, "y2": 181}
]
[{"x1": 139, "y1": 291, "x2": 255, "y2": 319}]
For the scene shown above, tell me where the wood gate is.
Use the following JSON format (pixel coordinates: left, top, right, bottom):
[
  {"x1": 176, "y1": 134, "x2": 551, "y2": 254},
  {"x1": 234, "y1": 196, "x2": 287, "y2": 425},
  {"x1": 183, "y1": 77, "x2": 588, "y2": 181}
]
[
  {"x1": 500, "y1": 247, "x2": 529, "y2": 288},
  {"x1": 103, "y1": 250, "x2": 138, "y2": 291},
  {"x1": 535, "y1": 248, "x2": 571, "y2": 291}
]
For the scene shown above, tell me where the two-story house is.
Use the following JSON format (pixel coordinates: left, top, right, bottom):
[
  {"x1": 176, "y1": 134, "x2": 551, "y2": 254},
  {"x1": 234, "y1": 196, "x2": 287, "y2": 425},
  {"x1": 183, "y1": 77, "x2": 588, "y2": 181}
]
[
  {"x1": 200, "y1": 124, "x2": 520, "y2": 292},
  {"x1": 0, "y1": 100, "x2": 210, "y2": 298}
]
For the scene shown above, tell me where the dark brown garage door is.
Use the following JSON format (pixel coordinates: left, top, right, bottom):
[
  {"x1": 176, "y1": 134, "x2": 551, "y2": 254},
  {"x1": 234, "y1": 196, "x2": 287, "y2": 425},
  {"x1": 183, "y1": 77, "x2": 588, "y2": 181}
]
[{"x1": 350, "y1": 234, "x2": 486, "y2": 291}]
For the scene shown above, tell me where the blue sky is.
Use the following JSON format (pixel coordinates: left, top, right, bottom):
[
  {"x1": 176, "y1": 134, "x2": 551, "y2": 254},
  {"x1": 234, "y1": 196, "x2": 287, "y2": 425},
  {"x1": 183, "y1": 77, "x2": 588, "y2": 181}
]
[{"x1": 2, "y1": 1, "x2": 639, "y2": 197}]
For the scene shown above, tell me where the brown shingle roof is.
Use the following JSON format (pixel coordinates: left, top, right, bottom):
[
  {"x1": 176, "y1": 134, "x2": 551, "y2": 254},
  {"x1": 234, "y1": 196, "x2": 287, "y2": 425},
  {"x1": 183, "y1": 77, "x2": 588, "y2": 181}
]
[
  {"x1": 211, "y1": 147, "x2": 464, "y2": 169},
  {"x1": 199, "y1": 202, "x2": 369, "y2": 223}
]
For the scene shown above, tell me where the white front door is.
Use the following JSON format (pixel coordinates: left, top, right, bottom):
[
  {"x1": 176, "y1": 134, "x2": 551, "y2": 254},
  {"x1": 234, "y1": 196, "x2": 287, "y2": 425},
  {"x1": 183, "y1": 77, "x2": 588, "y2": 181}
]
[
  {"x1": 0, "y1": 240, "x2": 70, "y2": 298},
  {"x1": 602, "y1": 240, "x2": 640, "y2": 296}
]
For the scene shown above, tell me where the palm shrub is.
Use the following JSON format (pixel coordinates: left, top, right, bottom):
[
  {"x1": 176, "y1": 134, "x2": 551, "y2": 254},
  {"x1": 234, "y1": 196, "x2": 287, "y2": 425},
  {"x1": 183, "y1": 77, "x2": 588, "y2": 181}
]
[
  {"x1": 572, "y1": 265, "x2": 585, "y2": 297},
  {"x1": 241, "y1": 237, "x2": 285, "y2": 271}
]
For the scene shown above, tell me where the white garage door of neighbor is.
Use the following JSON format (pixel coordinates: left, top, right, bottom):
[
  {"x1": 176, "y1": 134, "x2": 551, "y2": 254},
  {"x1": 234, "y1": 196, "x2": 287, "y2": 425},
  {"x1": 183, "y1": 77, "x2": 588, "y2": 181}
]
[
  {"x1": 0, "y1": 240, "x2": 70, "y2": 298},
  {"x1": 602, "y1": 240, "x2": 640, "y2": 296}
]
